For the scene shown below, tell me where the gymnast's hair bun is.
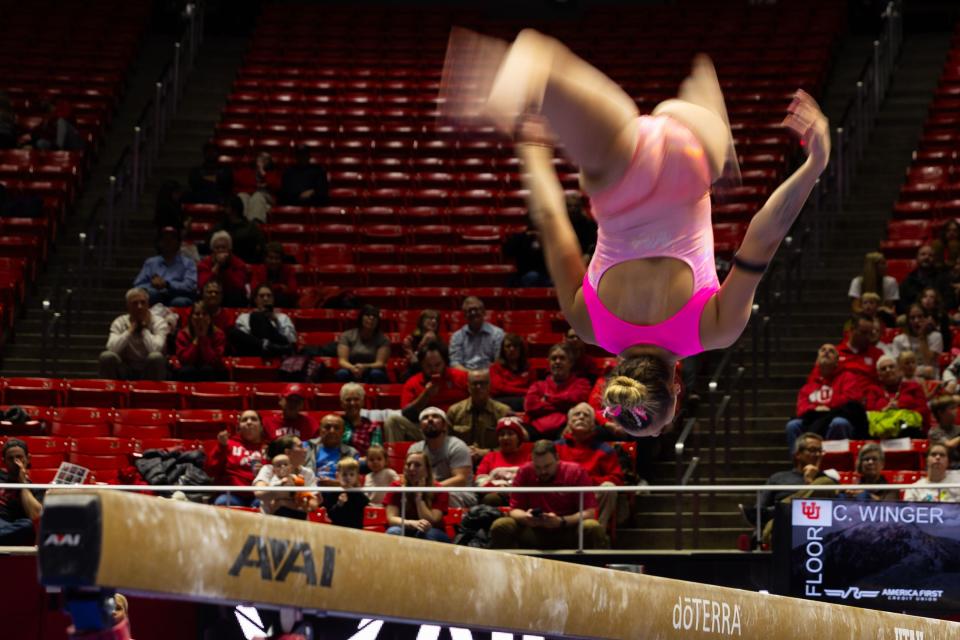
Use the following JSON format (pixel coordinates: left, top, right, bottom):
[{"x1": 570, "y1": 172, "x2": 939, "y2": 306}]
[{"x1": 604, "y1": 375, "x2": 646, "y2": 406}]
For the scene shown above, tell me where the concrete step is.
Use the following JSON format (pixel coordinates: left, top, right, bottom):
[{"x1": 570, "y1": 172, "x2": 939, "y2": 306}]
[{"x1": 613, "y1": 527, "x2": 743, "y2": 550}]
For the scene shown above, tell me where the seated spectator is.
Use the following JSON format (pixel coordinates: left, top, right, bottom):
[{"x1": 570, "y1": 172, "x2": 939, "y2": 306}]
[
  {"x1": 200, "y1": 280, "x2": 233, "y2": 335},
  {"x1": 489, "y1": 440, "x2": 607, "y2": 550},
  {"x1": 187, "y1": 142, "x2": 233, "y2": 204},
  {"x1": 931, "y1": 219, "x2": 960, "y2": 270},
  {"x1": 476, "y1": 416, "x2": 529, "y2": 506},
  {"x1": 838, "y1": 442, "x2": 898, "y2": 502},
  {"x1": 892, "y1": 304, "x2": 943, "y2": 378},
  {"x1": 263, "y1": 383, "x2": 319, "y2": 442},
  {"x1": 339, "y1": 382, "x2": 391, "y2": 457},
  {"x1": 837, "y1": 314, "x2": 885, "y2": 383},
  {"x1": 154, "y1": 180, "x2": 186, "y2": 233},
  {"x1": 327, "y1": 458, "x2": 368, "y2": 529},
  {"x1": 0, "y1": 438, "x2": 43, "y2": 545},
  {"x1": 384, "y1": 450, "x2": 450, "y2": 542},
  {"x1": 0, "y1": 91, "x2": 18, "y2": 150},
  {"x1": 752, "y1": 433, "x2": 836, "y2": 545},
  {"x1": 304, "y1": 414, "x2": 359, "y2": 485},
  {"x1": 928, "y1": 396, "x2": 960, "y2": 468},
  {"x1": 564, "y1": 327, "x2": 602, "y2": 383},
  {"x1": 844, "y1": 292, "x2": 893, "y2": 333},
  {"x1": 363, "y1": 444, "x2": 399, "y2": 505},
  {"x1": 785, "y1": 343, "x2": 867, "y2": 453},
  {"x1": 173, "y1": 301, "x2": 227, "y2": 381},
  {"x1": 213, "y1": 196, "x2": 266, "y2": 265},
  {"x1": 230, "y1": 284, "x2": 297, "y2": 358},
  {"x1": 918, "y1": 286, "x2": 952, "y2": 351},
  {"x1": 409, "y1": 407, "x2": 476, "y2": 508},
  {"x1": 899, "y1": 245, "x2": 942, "y2": 315},
  {"x1": 898, "y1": 350, "x2": 920, "y2": 383},
  {"x1": 556, "y1": 403, "x2": 624, "y2": 527},
  {"x1": 30, "y1": 100, "x2": 84, "y2": 151},
  {"x1": 849, "y1": 252, "x2": 899, "y2": 314},
  {"x1": 198, "y1": 230, "x2": 249, "y2": 307},
  {"x1": 280, "y1": 145, "x2": 329, "y2": 206},
  {"x1": 386, "y1": 341, "x2": 469, "y2": 441},
  {"x1": 133, "y1": 226, "x2": 197, "y2": 308},
  {"x1": 206, "y1": 410, "x2": 266, "y2": 507},
  {"x1": 234, "y1": 152, "x2": 281, "y2": 223},
  {"x1": 936, "y1": 254, "x2": 960, "y2": 311},
  {"x1": 449, "y1": 296, "x2": 504, "y2": 371},
  {"x1": 446, "y1": 369, "x2": 512, "y2": 463},
  {"x1": 335, "y1": 305, "x2": 391, "y2": 384},
  {"x1": 524, "y1": 343, "x2": 591, "y2": 440},
  {"x1": 902, "y1": 443, "x2": 960, "y2": 502},
  {"x1": 249, "y1": 242, "x2": 298, "y2": 308},
  {"x1": 253, "y1": 435, "x2": 318, "y2": 519},
  {"x1": 98, "y1": 288, "x2": 169, "y2": 381},
  {"x1": 864, "y1": 356, "x2": 931, "y2": 435},
  {"x1": 489, "y1": 332, "x2": 533, "y2": 411},
  {"x1": 400, "y1": 309, "x2": 443, "y2": 382},
  {"x1": 503, "y1": 222, "x2": 550, "y2": 287}
]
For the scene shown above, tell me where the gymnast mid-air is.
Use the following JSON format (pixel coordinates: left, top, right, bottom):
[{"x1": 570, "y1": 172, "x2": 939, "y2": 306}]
[{"x1": 441, "y1": 28, "x2": 831, "y2": 438}]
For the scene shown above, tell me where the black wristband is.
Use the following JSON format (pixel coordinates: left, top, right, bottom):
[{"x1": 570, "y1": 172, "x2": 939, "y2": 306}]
[{"x1": 732, "y1": 254, "x2": 768, "y2": 275}]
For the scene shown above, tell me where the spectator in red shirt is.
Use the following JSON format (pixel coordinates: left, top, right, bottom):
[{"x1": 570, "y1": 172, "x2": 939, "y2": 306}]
[
  {"x1": 386, "y1": 341, "x2": 469, "y2": 441},
  {"x1": 234, "y1": 152, "x2": 282, "y2": 223},
  {"x1": 476, "y1": 416, "x2": 530, "y2": 506},
  {"x1": 249, "y1": 242, "x2": 298, "y2": 308},
  {"x1": 489, "y1": 440, "x2": 607, "y2": 549},
  {"x1": 524, "y1": 343, "x2": 591, "y2": 440},
  {"x1": 556, "y1": 402, "x2": 624, "y2": 527},
  {"x1": 201, "y1": 280, "x2": 234, "y2": 336},
  {"x1": 837, "y1": 314, "x2": 885, "y2": 383},
  {"x1": 197, "y1": 230, "x2": 249, "y2": 307},
  {"x1": 785, "y1": 343, "x2": 869, "y2": 454},
  {"x1": 489, "y1": 332, "x2": 533, "y2": 411},
  {"x1": 864, "y1": 355, "x2": 932, "y2": 435},
  {"x1": 173, "y1": 301, "x2": 227, "y2": 381},
  {"x1": 383, "y1": 450, "x2": 450, "y2": 542},
  {"x1": 206, "y1": 409, "x2": 267, "y2": 507},
  {"x1": 263, "y1": 383, "x2": 320, "y2": 442},
  {"x1": 564, "y1": 327, "x2": 602, "y2": 383}
]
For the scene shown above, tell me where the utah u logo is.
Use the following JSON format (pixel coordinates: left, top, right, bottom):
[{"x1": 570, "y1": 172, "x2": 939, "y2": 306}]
[
  {"x1": 228, "y1": 535, "x2": 335, "y2": 587},
  {"x1": 801, "y1": 501, "x2": 820, "y2": 520}
]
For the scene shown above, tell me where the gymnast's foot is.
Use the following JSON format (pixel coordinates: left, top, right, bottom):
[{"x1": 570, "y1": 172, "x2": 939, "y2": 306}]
[{"x1": 678, "y1": 54, "x2": 741, "y2": 185}]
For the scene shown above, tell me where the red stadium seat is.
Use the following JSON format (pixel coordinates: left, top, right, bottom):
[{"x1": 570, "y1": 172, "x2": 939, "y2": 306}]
[
  {"x1": 111, "y1": 409, "x2": 175, "y2": 440},
  {"x1": 3, "y1": 377, "x2": 62, "y2": 406},
  {"x1": 138, "y1": 437, "x2": 199, "y2": 452},
  {"x1": 228, "y1": 357, "x2": 281, "y2": 382},
  {"x1": 69, "y1": 437, "x2": 135, "y2": 471},
  {"x1": 63, "y1": 379, "x2": 126, "y2": 408},
  {"x1": 126, "y1": 381, "x2": 185, "y2": 409},
  {"x1": 175, "y1": 410, "x2": 237, "y2": 440},
  {"x1": 386, "y1": 441, "x2": 414, "y2": 473},
  {"x1": 885, "y1": 259, "x2": 916, "y2": 283},
  {"x1": 49, "y1": 408, "x2": 111, "y2": 438},
  {"x1": 187, "y1": 382, "x2": 248, "y2": 410}
]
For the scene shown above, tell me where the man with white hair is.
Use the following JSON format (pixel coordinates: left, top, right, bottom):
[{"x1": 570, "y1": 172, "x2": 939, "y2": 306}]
[
  {"x1": 864, "y1": 354, "x2": 931, "y2": 434},
  {"x1": 98, "y1": 288, "x2": 169, "y2": 380},
  {"x1": 409, "y1": 406, "x2": 477, "y2": 508},
  {"x1": 197, "y1": 229, "x2": 248, "y2": 307},
  {"x1": 338, "y1": 382, "x2": 397, "y2": 457}
]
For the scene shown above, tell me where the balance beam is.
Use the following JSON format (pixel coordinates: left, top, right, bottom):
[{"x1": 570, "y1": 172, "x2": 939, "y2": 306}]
[{"x1": 37, "y1": 489, "x2": 959, "y2": 639}]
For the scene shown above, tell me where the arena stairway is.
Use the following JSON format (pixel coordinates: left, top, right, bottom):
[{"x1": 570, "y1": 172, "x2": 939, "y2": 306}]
[
  {"x1": 0, "y1": 36, "x2": 248, "y2": 377},
  {"x1": 618, "y1": 31, "x2": 954, "y2": 550}
]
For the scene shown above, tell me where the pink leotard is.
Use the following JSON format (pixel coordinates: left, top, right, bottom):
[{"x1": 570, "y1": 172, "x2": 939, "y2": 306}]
[{"x1": 582, "y1": 114, "x2": 720, "y2": 358}]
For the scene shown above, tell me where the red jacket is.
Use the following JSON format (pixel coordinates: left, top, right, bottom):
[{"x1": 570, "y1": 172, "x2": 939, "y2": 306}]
[
  {"x1": 864, "y1": 380, "x2": 931, "y2": 428},
  {"x1": 197, "y1": 254, "x2": 248, "y2": 300},
  {"x1": 400, "y1": 367, "x2": 470, "y2": 412},
  {"x1": 489, "y1": 361, "x2": 533, "y2": 397},
  {"x1": 837, "y1": 341, "x2": 884, "y2": 382},
  {"x1": 205, "y1": 436, "x2": 265, "y2": 487},
  {"x1": 795, "y1": 367, "x2": 868, "y2": 415},
  {"x1": 524, "y1": 374, "x2": 591, "y2": 435},
  {"x1": 175, "y1": 327, "x2": 226, "y2": 369},
  {"x1": 234, "y1": 167, "x2": 281, "y2": 194},
  {"x1": 249, "y1": 263, "x2": 298, "y2": 301},
  {"x1": 556, "y1": 436, "x2": 624, "y2": 486}
]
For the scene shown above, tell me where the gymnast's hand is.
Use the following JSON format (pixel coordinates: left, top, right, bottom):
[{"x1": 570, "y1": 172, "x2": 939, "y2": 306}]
[{"x1": 782, "y1": 89, "x2": 830, "y2": 170}]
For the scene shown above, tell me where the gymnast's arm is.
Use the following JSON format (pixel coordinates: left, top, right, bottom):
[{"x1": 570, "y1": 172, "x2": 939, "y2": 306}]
[
  {"x1": 516, "y1": 124, "x2": 588, "y2": 323},
  {"x1": 703, "y1": 90, "x2": 830, "y2": 350}
]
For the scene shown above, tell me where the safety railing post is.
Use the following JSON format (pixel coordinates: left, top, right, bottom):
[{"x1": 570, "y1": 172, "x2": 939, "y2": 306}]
[
  {"x1": 106, "y1": 176, "x2": 117, "y2": 268},
  {"x1": 400, "y1": 493, "x2": 406, "y2": 538},
  {"x1": 173, "y1": 43, "x2": 181, "y2": 113},
  {"x1": 154, "y1": 82, "x2": 163, "y2": 153},
  {"x1": 132, "y1": 126, "x2": 141, "y2": 212},
  {"x1": 577, "y1": 492, "x2": 584, "y2": 553},
  {"x1": 40, "y1": 300, "x2": 50, "y2": 375}
]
